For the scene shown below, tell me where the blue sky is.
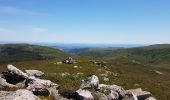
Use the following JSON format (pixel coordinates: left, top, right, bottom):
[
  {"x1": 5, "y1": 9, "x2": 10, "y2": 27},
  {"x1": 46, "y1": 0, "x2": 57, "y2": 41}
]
[{"x1": 0, "y1": 0, "x2": 170, "y2": 44}]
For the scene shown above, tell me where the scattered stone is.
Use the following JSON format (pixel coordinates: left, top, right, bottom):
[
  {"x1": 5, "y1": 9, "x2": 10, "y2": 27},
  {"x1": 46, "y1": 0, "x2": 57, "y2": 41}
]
[
  {"x1": 100, "y1": 71, "x2": 118, "y2": 77},
  {"x1": 6, "y1": 89, "x2": 40, "y2": 100},
  {"x1": 103, "y1": 77, "x2": 109, "y2": 81},
  {"x1": 80, "y1": 75, "x2": 99, "y2": 89},
  {"x1": 75, "y1": 89, "x2": 94, "y2": 100},
  {"x1": 57, "y1": 61, "x2": 62, "y2": 65},
  {"x1": 154, "y1": 70, "x2": 164, "y2": 75},
  {"x1": 25, "y1": 70, "x2": 44, "y2": 78},
  {"x1": 59, "y1": 72, "x2": 70, "y2": 77},
  {"x1": 73, "y1": 65, "x2": 78, "y2": 68},
  {"x1": 126, "y1": 88, "x2": 152, "y2": 100},
  {"x1": 62, "y1": 57, "x2": 75, "y2": 64}
]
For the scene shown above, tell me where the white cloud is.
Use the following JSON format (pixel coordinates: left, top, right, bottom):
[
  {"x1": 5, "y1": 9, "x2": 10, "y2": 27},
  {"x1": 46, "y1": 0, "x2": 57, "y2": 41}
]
[
  {"x1": 0, "y1": 6, "x2": 48, "y2": 16},
  {"x1": 31, "y1": 28, "x2": 48, "y2": 34}
]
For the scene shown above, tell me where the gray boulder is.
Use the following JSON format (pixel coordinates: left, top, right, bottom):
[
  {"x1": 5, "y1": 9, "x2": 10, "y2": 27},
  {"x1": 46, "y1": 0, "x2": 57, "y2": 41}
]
[
  {"x1": 5, "y1": 89, "x2": 40, "y2": 100},
  {"x1": 0, "y1": 75, "x2": 16, "y2": 90},
  {"x1": 0, "y1": 91, "x2": 13, "y2": 100},
  {"x1": 2, "y1": 65, "x2": 28, "y2": 85},
  {"x1": 26, "y1": 76, "x2": 58, "y2": 97},
  {"x1": 99, "y1": 84, "x2": 125, "y2": 98},
  {"x1": 25, "y1": 70, "x2": 44, "y2": 78},
  {"x1": 126, "y1": 88, "x2": 152, "y2": 100},
  {"x1": 80, "y1": 75, "x2": 99, "y2": 89},
  {"x1": 75, "y1": 89, "x2": 94, "y2": 100}
]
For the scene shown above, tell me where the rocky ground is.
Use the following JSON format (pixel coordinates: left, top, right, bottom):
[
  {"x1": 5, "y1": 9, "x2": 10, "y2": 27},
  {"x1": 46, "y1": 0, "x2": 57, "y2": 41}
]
[{"x1": 0, "y1": 60, "x2": 157, "y2": 100}]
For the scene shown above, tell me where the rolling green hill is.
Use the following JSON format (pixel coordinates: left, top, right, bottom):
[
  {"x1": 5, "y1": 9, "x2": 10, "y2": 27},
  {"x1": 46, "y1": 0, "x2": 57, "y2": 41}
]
[
  {"x1": 0, "y1": 44, "x2": 69, "y2": 64},
  {"x1": 78, "y1": 44, "x2": 170, "y2": 64}
]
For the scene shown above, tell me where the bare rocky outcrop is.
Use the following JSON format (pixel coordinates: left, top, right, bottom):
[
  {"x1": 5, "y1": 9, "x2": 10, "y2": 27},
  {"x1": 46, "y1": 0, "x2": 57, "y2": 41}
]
[
  {"x1": 77, "y1": 75, "x2": 156, "y2": 100},
  {"x1": 75, "y1": 89, "x2": 94, "y2": 100},
  {"x1": 0, "y1": 65, "x2": 62, "y2": 100},
  {"x1": 5, "y1": 89, "x2": 40, "y2": 100},
  {"x1": 80, "y1": 75, "x2": 99, "y2": 89},
  {"x1": 25, "y1": 70, "x2": 44, "y2": 78},
  {"x1": 125, "y1": 88, "x2": 152, "y2": 100},
  {"x1": 0, "y1": 65, "x2": 157, "y2": 100}
]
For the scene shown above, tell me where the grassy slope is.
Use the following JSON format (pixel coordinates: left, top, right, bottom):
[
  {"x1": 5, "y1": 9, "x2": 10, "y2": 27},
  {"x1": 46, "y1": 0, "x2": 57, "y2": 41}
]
[
  {"x1": 0, "y1": 44, "x2": 69, "y2": 64},
  {"x1": 78, "y1": 44, "x2": 170, "y2": 65},
  {"x1": 0, "y1": 57, "x2": 169, "y2": 100}
]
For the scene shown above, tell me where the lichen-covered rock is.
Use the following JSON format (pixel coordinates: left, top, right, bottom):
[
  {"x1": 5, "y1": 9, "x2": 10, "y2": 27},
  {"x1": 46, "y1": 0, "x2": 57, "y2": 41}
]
[
  {"x1": 99, "y1": 84, "x2": 125, "y2": 98},
  {"x1": 80, "y1": 75, "x2": 99, "y2": 89},
  {"x1": 0, "y1": 91, "x2": 13, "y2": 100},
  {"x1": 126, "y1": 88, "x2": 152, "y2": 100},
  {"x1": 0, "y1": 76, "x2": 16, "y2": 90},
  {"x1": 75, "y1": 89, "x2": 94, "y2": 100},
  {"x1": 6, "y1": 89, "x2": 40, "y2": 100},
  {"x1": 26, "y1": 76, "x2": 58, "y2": 97},
  {"x1": 2, "y1": 65, "x2": 28, "y2": 85},
  {"x1": 25, "y1": 70, "x2": 44, "y2": 78}
]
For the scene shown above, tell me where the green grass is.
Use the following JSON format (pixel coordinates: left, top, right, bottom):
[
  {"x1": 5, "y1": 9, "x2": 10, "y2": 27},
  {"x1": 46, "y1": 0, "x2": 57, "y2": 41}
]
[
  {"x1": 0, "y1": 44, "x2": 69, "y2": 64},
  {"x1": 0, "y1": 57, "x2": 169, "y2": 100},
  {"x1": 77, "y1": 44, "x2": 170, "y2": 66}
]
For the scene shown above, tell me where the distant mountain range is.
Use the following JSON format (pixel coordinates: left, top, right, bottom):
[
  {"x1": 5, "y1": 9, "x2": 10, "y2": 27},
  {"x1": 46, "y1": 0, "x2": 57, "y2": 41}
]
[
  {"x1": 0, "y1": 43, "x2": 170, "y2": 66},
  {"x1": 74, "y1": 44, "x2": 170, "y2": 64}
]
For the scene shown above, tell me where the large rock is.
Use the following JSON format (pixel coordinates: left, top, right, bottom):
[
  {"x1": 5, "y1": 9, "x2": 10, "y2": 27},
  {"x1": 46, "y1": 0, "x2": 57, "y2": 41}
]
[
  {"x1": 99, "y1": 84, "x2": 125, "y2": 99},
  {"x1": 0, "y1": 75, "x2": 16, "y2": 90},
  {"x1": 25, "y1": 70, "x2": 44, "y2": 78},
  {"x1": 75, "y1": 89, "x2": 94, "y2": 100},
  {"x1": 0, "y1": 91, "x2": 13, "y2": 100},
  {"x1": 126, "y1": 88, "x2": 152, "y2": 100},
  {"x1": 5, "y1": 89, "x2": 40, "y2": 100},
  {"x1": 80, "y1": 75, "x2": 99, "y2": 89},
  {"x1": 2, "y1": 65, "x2": 28, "y2": 84},
  {"x1": 26, "y1": 76, "x2": 58, "y2": 97}
]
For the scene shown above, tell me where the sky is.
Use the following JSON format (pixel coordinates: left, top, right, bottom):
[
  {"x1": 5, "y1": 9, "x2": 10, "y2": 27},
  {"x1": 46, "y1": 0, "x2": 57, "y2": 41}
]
[{"x1": 0, "y1": 0, "x2": 170, "y2": 44}]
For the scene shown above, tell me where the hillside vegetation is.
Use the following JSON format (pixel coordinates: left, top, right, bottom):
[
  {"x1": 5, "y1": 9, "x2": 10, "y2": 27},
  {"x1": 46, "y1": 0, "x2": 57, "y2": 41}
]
[
  {"x1": 77, "y1": 44, "x2": 170, "y2": 65},
  {"x1": 0, "y1": 57, "x2": 169, "y2": 100},
  {"x1": 0, "y1": 44, "x2": 69, "y2": 64}
]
